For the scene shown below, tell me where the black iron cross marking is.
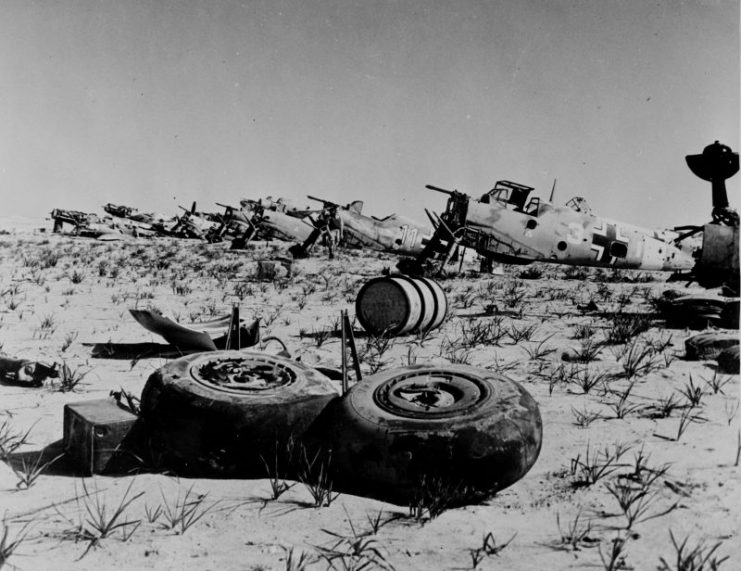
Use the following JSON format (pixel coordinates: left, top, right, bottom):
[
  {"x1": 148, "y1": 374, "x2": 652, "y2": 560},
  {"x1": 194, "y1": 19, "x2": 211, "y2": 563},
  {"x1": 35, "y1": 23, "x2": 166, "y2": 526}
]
[{"x1": 591, "y1": 221, "x2": 628, "y2": 264}]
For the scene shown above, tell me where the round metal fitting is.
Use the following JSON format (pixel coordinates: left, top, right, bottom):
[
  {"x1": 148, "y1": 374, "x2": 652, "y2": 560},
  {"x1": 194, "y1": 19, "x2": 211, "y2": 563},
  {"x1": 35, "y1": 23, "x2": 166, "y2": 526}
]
[
  {"x1": 372, "y1": 370, "x2": 490, "y2": 419},
  {"x1": 191, "y1": 355, "x2": 297, "y2": 395}
]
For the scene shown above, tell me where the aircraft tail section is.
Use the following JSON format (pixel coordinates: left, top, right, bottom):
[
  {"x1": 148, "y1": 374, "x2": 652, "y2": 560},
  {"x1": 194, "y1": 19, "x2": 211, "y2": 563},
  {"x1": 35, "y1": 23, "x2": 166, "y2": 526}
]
[{"x1": 348, "y1": 201, "x2": 363, "y2": 215}]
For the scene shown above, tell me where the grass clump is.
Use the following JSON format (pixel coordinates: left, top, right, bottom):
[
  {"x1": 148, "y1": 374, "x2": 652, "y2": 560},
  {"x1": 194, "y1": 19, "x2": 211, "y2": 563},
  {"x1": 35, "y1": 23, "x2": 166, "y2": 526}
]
[
  {"x1": 604, "y1": 314, "x2": 650, "y2": 345},
  {"x1": 159, "y1": 485, "x2": 215, "y2": 534},
  {"x1": 66, "y1": 479, "x2": 143, "y2": 558},
  {"x1": 658, "y1": 531, "x2": 728, "y2": 570},
  {"x1": 570, "y1": 442, "x2": 631, "y2": 487}
]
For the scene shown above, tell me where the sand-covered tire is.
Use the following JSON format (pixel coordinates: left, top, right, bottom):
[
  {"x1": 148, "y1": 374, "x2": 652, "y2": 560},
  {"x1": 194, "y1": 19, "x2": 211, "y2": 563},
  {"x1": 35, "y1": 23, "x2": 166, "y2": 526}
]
[
  {"x1": 717, "y1": 346, "x2": 740, "y2": 374},
  {"x1": 306, "y1": 365, "x2": 542, "y2": 505},
  {"x1": 721, "y1": 300, "x2": 740, "y2": 329},
  {"x1": 140, "y1": 351, "x2": 339, "y2": 476},
  {"x1": 685, "y1": 332, "x2": 739, "y2": 360},
  {"x1": 660, "y1": 295, "x2": 729, "y2": 329}
]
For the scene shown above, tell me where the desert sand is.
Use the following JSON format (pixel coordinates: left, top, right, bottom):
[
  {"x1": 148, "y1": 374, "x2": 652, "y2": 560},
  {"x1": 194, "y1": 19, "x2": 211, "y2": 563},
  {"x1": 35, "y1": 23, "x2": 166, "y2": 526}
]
[{"x1": 0, "y1": 220, "x2": 738, "y2": 571}]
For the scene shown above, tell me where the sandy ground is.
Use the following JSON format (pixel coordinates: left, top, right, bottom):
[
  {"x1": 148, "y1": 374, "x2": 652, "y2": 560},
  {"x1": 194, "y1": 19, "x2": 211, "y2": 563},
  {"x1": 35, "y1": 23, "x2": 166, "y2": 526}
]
[{"x1": 0, "y1": 219, "x2": 738, "y2": 571}]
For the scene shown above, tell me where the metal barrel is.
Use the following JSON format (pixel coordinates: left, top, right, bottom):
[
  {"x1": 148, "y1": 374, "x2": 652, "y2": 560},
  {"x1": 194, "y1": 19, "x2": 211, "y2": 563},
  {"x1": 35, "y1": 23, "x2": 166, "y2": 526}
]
[{"x1": 355, "y1": 275, "x2": 448, "y2": 335}]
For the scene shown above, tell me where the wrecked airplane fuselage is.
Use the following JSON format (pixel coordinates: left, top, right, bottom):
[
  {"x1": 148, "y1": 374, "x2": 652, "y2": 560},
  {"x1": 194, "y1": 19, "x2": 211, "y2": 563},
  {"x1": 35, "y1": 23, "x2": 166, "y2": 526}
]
[
  {"x1": 297, "y1": 196, "x2": 434, "y2": 257},
  {"x1": 337, "y1": 210, "x2": 433, "y2": 256},
  {"x1": 417, "y1": 180, "x2": 696, "y2": 272}
]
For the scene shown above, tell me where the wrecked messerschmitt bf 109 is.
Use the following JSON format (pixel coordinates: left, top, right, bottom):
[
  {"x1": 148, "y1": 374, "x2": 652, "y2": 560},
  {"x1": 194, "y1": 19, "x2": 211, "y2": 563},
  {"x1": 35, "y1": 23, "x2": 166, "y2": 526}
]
[
  {"x1": 103, "y1": 203, "x2": 174, "y2": 227},
  {"x1": 399, "y1": 173, "x2": 699, "y2": 276},
  {"x1": 205, "y1": 202, "x2": 254, "y2": 243},
  {"x1": 50, "y1": 208, "x2": 150, "y2": 240},
  {"x1": 124, "y1": 201, "x2": 223, "y2": 240},
  {"x1": 289, "y1": 195, "x2": 434, "y2": 258},
  {"x1": 166, "y1": 202, "x2": 221, "y2": 240},
  {"x1": 50, "y1": 208, "x2": 98, "y2": 234},
  {"x1": 213, "y1": 198, "x2": 316, "y2": 248},
  {"x1": 102, "y1": 202, "x2": 179, "y2": 237}
]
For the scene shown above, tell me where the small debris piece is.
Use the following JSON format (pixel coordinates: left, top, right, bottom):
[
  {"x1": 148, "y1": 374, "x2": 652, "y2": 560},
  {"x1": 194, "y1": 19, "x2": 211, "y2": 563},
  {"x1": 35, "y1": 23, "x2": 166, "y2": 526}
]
[{"x1": 0, "y1": 356, "x2": 58, "y2": 387}]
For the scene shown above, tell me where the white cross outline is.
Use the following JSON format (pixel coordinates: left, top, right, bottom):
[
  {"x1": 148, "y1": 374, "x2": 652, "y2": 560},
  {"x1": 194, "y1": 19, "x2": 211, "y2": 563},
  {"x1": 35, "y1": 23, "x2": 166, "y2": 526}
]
[
  {"x1": 590, "y1": 221, "x2": 629, "y2": 265},
  {"x1": 590, "y1": 220, "x2": 607, "y2": 261}
]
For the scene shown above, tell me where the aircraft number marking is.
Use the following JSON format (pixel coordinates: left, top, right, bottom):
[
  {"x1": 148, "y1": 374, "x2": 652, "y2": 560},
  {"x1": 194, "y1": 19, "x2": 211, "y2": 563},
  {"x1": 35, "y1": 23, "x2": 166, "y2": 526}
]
[{"x1": 399, "y1": 225, "x2": 418, "y2": 248}]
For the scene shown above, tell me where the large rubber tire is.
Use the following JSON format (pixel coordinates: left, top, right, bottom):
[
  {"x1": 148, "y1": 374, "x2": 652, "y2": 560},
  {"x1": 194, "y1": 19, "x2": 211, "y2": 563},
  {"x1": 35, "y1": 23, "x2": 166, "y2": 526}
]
[
  {"x1": 305, "y1": 365, "x2": 542, "y2": 505},
  {"x1": 659, "y1": 295, "x2": 739, "y2": 330},
  {"x1": 717, "y1": 346, "x2": 740, "y2": 374},
  {"x1": 721, "y1": 300, "x2": 740, "y2": 329},
  {"x1": 685, "y1": 332, "x2": 739, "y2": 360},
  {"x1": 140, "y1": 351, "x2": 339, "y2": 477}
]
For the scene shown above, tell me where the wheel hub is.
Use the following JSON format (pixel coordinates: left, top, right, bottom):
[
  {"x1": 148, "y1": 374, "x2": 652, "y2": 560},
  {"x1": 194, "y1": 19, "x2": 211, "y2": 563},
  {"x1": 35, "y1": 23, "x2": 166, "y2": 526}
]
[
  {"x1": 374, "y1": 370, "x2": 490, "y2": 418},
  {"x1": 191, "y1": 356, "x2": 296, "y2": 394}
]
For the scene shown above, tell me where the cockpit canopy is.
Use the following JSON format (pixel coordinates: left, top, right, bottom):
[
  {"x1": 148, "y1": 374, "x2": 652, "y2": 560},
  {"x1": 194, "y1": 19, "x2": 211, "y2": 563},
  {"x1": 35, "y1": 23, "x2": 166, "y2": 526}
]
[
  {"x1": 565, "y1": 196, "x2": 592, "y2": 214},
  {"x1": 480, "y1": 180, "x2": 542, "y2": 216}
]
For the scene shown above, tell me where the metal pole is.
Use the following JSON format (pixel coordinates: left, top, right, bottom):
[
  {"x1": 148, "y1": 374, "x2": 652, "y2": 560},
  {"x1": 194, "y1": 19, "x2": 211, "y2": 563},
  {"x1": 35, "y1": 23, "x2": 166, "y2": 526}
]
[{"x1": 340, "y1": 310, "x2": 348, "y2": 395}]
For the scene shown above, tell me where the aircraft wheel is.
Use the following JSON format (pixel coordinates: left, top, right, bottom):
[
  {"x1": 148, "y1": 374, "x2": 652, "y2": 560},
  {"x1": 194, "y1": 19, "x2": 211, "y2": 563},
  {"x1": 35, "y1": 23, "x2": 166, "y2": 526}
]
[
  {"x1": 306, "y1": 365, "x2": 542, "y2": 505},
  {"x1": 685, "y1": 331, "x2": 739, "y2": 360},
  {"x1": 721, "y1": 300, "x2": 740, "y2": 329},
  {"x1": 717, "y1": 346, "x2": 740, "y2": 374},
  {"x1": 140, "y1": 351, "x2": 339, "y2": 476},
  {"x1": 660, "y1": 295, "x2": 730, "y2": 329}
]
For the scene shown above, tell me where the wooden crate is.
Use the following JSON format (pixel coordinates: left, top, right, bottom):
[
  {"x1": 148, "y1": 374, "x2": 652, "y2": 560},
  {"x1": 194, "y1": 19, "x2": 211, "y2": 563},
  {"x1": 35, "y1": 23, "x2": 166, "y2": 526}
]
[{"x1": 63, "y1": 399, "x2": 138, "y2": 476}]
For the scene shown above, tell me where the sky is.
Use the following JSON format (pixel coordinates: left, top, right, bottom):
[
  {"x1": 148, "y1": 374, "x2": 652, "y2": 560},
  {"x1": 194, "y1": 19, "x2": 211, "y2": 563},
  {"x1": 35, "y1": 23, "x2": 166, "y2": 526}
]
[{"x1": 1, "y1": 0, "x2": 738, "y2": 228}]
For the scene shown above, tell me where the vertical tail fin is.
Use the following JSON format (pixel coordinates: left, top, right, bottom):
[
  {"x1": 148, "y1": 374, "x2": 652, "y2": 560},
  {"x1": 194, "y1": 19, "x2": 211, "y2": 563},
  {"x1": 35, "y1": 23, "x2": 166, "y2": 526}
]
[{"x1": 348, "y1": 201, "x2": 363, "y2": 215}]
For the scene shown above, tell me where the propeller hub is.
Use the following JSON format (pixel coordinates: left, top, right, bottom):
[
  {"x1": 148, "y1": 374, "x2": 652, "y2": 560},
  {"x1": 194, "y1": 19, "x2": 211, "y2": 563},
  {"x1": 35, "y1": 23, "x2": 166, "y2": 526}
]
[
  {"x1": 685, "y1": 140, "x2": 739, "y2": 215},
  {"x1": 686, "y1": 140, "x2": 739, "y2": 183}
]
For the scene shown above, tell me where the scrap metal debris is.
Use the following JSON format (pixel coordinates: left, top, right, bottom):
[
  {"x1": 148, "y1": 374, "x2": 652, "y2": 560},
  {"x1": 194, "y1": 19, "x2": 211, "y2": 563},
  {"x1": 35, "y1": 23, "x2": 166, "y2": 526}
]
[
  {"x1": 0, "y1": 356, "x2": 58, "y2": 387},
  {"x1": 129, "y1": 308, "x2": 259, "y2": 351}
]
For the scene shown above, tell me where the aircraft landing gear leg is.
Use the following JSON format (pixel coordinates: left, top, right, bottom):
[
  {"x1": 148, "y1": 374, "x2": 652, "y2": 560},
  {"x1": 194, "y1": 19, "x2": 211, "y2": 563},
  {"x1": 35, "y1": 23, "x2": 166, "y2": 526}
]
[
  {"x1": 231, "y1": 224, "x2": 256, "y2": 250},
  {"x1": 289, "y1": 226, "x2": 323, "y2": 259},
  {"x1": 325, "y1": 228, "x2": 335, "y2": 260},
  {"x1": 397, "y1": 223, "x2": 452, "y2": 276}
]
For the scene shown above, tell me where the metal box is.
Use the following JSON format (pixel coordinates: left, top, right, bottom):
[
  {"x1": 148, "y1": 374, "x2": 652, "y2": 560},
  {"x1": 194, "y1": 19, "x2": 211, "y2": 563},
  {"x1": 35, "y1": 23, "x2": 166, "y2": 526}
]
[{"x1": 63, "y1": 399, "x2": 138, "y2": 476}]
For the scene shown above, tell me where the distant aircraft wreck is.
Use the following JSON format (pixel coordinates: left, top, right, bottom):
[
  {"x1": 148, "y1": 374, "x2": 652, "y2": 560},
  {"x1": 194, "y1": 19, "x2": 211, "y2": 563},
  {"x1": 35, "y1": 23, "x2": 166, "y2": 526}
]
[
  {"x1": 50, "y1": 208, "x2": 152, "y2": 240},
  {"x1": 289, "y1": 195, "x2": 434, "y2": 258},
  {"x1": 208, "y1": 198, "x2": 316, "y2": 247}
]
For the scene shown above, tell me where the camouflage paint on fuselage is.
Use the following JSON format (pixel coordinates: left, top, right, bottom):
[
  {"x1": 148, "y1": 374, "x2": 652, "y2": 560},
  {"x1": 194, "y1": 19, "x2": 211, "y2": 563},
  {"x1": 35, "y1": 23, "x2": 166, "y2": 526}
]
[
  {"x1": 338, "y1": 211, "x2": 433, "y2": 256},
  {"x1": 441, "y1": 182, "x2": 697, "y2": 271},
  {"x1": 260, "y1": 210, "x2": 315, "y2": 242}
]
